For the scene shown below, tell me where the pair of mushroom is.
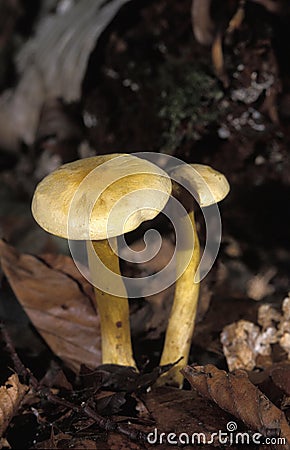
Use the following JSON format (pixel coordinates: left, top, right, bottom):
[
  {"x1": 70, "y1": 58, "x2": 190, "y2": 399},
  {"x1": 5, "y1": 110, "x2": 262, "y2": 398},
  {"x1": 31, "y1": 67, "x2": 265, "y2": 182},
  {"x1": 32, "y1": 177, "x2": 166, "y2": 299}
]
[{"x1": 32, "y1": 153, "x2": 229, "y2": 386}]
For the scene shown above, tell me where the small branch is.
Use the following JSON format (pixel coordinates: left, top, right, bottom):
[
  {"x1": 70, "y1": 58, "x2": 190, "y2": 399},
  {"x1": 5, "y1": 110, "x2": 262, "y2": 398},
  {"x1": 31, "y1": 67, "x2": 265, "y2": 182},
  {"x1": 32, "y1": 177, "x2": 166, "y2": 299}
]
[
  {"x1": 0, "y1": 323, "x2": 146, "y2": 444},
  {"x1": 82, "y1": 403, "x2": 147, "y2": 442},
  {"x1": 0, "y1": 322, "x2": 38, "y2": 390}
]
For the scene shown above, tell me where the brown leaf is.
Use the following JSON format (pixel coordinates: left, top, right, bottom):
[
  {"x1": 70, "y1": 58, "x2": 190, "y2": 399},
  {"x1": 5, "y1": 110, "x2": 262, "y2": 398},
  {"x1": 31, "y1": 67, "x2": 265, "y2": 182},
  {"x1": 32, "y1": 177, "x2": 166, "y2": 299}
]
[
  {"x1": 270, "y1": 364, "x2": 290, "y2": 397},
  {"x1": 182, "y1": 364, "x2": 290, "y2": 448},
  {"x1": 0, "y1": 240, "x2": 101, "y2": 372},
  {"x1": 0, "y1": 374, "x2": 28, "y2": 439},
  {"x1": 248, "y1": 362, "x2": 290, "y2": 408},
  {"x1": 107, "y1": 433, "x2": 145, "y2": 450},
  {"x1": 142, "y1": 386, "x2": 235, "y2": 448},
  {"x1": 80, "y1": 362, "x2": 178, "y2": 395}
]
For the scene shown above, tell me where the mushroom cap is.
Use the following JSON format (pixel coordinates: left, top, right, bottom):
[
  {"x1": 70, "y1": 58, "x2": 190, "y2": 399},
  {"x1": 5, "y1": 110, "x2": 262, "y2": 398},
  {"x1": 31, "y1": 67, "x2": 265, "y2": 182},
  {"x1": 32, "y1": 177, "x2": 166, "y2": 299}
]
[
  {"x1": 32, "y1": 154, "x2": 172, "y2": 240},
  {"x1": 170, "y1": 163, "x2": 229, "y2": 207}
]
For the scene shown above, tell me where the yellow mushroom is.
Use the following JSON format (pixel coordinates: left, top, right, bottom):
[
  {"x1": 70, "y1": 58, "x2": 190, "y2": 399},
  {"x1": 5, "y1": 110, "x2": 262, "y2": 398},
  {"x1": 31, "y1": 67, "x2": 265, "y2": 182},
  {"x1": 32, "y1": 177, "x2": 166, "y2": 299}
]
[
  {"x1": 32, "y1": 154, "x2": 171, "y2": 369},
  {"x1": 159, "y1": 164, "x2": 230, "y2": 386}
]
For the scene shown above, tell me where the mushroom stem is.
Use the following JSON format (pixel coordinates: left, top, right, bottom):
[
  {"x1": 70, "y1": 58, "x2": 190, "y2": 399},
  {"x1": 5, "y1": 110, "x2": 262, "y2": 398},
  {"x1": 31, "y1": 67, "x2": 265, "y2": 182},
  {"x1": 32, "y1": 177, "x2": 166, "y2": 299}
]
[
  {"x1": 159, "y1": 210, "x2": 200, "y2": 387},
  {"x1": 86, "y1": 239, "x2": 136, "y2": 368}
]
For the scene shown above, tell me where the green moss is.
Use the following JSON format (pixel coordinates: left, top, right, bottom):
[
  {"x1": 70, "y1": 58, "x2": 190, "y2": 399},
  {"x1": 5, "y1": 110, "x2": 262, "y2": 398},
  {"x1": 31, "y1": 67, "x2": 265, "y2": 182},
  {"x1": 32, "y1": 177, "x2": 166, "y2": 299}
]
[{"x1": 157, "y1": 63, "x2": 223, "y2": 153}]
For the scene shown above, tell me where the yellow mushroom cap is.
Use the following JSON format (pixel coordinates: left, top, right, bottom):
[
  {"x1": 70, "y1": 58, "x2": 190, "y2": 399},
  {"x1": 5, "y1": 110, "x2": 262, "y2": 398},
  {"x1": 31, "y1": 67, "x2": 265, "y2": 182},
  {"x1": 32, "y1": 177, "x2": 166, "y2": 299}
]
[
  {"x1": 32, "y1": 154, "x2": 172, "y2": 240},
  {"x1": 170, "y1": 163, "x2": 230, "y2": 207}
]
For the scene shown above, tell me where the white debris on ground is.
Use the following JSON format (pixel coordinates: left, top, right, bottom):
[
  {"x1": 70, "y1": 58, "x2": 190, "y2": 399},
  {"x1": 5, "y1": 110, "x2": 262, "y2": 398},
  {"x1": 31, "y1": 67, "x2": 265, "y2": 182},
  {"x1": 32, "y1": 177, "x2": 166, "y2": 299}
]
[
  {"x1": 247, "y1": 268, "x2": 276, "y2": 301},
  {"x1": 279, "y1": 297, "x2": 290, "y2": 356},
  {"x1": 221, "y1": 294, "x2": 290, "y2": 371},
  {"x1": 221, "y1": 320, "x2": 262, "y2": 371}
]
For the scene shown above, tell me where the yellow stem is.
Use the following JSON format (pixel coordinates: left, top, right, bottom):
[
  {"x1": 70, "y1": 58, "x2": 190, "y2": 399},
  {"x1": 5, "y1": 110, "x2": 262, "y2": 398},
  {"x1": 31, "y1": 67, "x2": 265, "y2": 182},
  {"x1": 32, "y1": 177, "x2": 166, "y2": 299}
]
[
  {"x1": 86, "y1": 239, "x2": 136, "y2": 368},
  {"x1": 159, "y1": 210, "x2": 200, "y2": 386}
]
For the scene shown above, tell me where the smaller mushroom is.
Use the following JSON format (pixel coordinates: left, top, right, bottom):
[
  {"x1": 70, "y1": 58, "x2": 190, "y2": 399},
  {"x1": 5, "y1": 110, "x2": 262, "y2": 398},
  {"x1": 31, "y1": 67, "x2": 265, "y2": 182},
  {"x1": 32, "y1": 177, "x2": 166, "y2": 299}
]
[
  {"x1": 159, "y1": 164, "x2": 229, "y2": 386},
  {"x1": 32, "y1": 154, "x2": 172, "y2": 369}
]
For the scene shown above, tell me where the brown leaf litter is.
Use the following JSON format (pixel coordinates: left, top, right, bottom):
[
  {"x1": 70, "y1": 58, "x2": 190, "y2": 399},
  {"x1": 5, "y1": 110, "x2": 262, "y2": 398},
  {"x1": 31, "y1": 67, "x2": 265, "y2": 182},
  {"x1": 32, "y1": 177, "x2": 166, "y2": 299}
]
[
  {"x1": 0, "y1": 374, "x2": 28, "y2": 446},
  {"x1": 0, "y1": 236, "x2": 211, "y2": 363},
  {"x1": 0, "y1": 239, "x2": 101, "y2": 373},
  {"x1": 182, "y1": 363, "x2": 290, "y2": 449},
  {"x1": 1, "y1": 324, "x2": 290, "y2": 449}
]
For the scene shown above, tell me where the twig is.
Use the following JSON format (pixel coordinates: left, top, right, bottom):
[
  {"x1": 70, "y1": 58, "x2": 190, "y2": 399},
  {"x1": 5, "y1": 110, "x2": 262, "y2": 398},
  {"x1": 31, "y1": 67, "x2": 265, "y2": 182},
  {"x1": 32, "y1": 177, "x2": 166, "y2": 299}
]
[
  {"x1": 0, "y1": 322, "x2": 38, "y2": 390},
  {"x1": 0, "y1": 323, "x2": 147, "y2": 443},
  {"x1": 82, "y1": 403, "x2": 147, "y2": 442}
]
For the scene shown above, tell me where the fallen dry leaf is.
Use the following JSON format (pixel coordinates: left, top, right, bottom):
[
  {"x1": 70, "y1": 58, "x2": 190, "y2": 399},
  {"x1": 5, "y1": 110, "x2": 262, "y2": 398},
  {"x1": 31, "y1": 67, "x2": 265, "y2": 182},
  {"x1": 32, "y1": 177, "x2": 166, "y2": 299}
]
[
  {"x1": 106, "y1": 433, "x2": 145, "y2": 450},
  {"x1": 80, "y1": 362, "x2": 179, "y2": 396},
  {"x1": 270, "y1": 364, "x2": 290, "y2": 398},
  {"x1": 142, "y1": 386, "x2": 237, "y2": 448},
  {"x1": 182, "y1": 364, "x2": 290, "y2": 448},
  {"x1": 0, "y1": 239, "x2": 101, "y2": 372},
  {"x1": 246, "y1": 362, "x2": 290, "y2": 412},
  {"x1": 0, "y1": 374, "x2": 28, "y2": 439},
  {"x1": 249, "y1": 362, "x2": 290, "y2": 402}
]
